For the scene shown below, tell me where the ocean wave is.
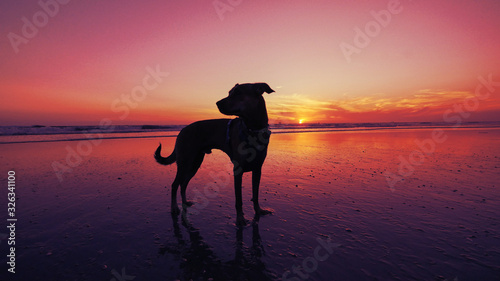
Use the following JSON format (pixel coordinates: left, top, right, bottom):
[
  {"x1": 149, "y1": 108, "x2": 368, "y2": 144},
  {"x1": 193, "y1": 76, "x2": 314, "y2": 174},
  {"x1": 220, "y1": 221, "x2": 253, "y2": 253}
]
[{"x1": 0, "y1": 122, "x2": 499, "y2": 144}]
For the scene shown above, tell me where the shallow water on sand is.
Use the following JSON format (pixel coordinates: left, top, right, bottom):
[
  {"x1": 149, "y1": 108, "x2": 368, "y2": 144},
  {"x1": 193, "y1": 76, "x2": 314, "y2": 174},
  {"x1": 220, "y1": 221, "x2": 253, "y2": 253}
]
[{"x1": 0, "y1": 128, "x2": 499, "y2": 280}]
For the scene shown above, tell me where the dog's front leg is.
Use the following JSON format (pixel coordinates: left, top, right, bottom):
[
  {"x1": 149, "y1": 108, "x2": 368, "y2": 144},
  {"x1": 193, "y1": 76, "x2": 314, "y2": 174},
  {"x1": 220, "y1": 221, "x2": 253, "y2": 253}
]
[
  {"x1": 234, "y1": 172, "x2": 247, "y2": 225},
  {"x1": 252, "y1": 169, "x2": 272, "y2": 216}
]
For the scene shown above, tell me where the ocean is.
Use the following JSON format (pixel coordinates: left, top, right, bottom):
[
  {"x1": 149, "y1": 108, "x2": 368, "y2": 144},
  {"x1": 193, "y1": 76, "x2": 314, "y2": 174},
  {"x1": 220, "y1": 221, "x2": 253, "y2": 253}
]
[{"x1": 1, "y1": 121, "x2": 499, "y2": 144}]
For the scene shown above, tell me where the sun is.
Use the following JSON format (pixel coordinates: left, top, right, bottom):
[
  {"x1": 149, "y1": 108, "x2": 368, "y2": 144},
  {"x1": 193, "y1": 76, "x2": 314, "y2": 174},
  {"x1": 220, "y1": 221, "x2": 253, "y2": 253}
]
[{"x1": 299, "y1": 119, "x2": 304, "y2": 124}]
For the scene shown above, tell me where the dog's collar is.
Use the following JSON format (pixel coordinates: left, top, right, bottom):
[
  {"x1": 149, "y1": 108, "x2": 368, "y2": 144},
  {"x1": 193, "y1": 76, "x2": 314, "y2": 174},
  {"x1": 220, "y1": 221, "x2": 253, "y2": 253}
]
[
  {"x1": 225, "y1": 118, "x2": 271, "y2": 148},
  {"x1": 239, "y1": 119, "x2": 271, "y2": 137},
  {"x1": 225, "y1": 119, "x2": 233, "y2": 147}
]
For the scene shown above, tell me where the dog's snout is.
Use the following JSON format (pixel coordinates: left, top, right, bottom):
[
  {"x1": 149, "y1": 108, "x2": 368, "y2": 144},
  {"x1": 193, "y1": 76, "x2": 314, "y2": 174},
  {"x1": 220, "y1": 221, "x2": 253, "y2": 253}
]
[
  {"x1": 216, "y1": 100, "x2": 224, "y2": 111},
  {"x1": 217, "y1": 97, "x2": 233, "y2": 114}
]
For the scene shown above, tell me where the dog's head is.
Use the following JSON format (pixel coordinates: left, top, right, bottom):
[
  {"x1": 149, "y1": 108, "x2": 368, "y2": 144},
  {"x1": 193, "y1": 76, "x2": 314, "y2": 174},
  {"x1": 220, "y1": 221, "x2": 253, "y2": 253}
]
[{"x1": 216, "y1": 83, "x2": 274, "y2": 117}]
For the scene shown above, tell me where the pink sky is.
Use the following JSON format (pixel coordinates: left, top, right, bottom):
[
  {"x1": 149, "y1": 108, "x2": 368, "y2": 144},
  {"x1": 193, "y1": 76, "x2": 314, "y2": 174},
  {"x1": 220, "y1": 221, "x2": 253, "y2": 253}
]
[{"x1": 1, "y1": 0, "x2": 499, "y2": 125}]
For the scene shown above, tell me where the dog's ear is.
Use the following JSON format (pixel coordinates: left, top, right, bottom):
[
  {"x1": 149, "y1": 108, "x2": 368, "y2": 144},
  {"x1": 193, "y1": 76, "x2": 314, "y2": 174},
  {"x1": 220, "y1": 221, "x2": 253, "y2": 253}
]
[
  {"x1": 229, "y1": 83, "x2": 239, "y2": 94},
  {"x1": 254, "y1": 83, "x2": 275, "y2": 95}
]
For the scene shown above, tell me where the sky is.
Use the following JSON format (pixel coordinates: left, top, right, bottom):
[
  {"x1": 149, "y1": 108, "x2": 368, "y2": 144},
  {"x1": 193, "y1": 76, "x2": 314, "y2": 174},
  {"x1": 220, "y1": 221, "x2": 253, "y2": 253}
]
[{"x1": 0, "y1": 0, "x2": 499, "y2": 125}]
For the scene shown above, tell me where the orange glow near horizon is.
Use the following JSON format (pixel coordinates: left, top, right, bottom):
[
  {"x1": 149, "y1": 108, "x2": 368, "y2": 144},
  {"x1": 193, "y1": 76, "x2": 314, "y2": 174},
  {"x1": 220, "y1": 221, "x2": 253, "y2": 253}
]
[{"x1": 1, "y1": 1, "x2": 500, "y2": 125}]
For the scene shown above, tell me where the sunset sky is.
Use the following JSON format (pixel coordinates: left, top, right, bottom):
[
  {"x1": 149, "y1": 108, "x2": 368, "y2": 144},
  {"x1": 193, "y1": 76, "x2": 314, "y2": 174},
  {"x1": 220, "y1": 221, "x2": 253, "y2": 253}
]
[{"x1": 1, "y1": 0, "x2": 499, "y2": 125}]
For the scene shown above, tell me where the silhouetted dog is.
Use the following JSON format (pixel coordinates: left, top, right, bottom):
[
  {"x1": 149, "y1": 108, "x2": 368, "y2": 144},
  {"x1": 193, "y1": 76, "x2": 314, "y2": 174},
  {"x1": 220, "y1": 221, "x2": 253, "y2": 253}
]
[{"x1": 155, "y1": 83, "x2": 274, "y2": 225}]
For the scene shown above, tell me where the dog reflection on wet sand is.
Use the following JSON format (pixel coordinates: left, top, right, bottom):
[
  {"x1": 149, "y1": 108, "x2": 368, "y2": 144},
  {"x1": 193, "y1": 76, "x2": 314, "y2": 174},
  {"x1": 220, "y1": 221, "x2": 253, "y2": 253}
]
[{"x1": 158, "y1": 212, "x2": 274, "y2": 280}]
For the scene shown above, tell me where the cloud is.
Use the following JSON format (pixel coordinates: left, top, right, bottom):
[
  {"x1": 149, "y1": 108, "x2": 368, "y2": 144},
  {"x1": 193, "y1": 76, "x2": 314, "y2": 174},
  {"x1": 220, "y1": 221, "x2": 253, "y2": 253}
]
[
  {"x1": 268, "y1": 93, "x2": 338, "y2": 122},
  {"x1": 267, "y1": 89, "x2": 494, "y2": 123}
]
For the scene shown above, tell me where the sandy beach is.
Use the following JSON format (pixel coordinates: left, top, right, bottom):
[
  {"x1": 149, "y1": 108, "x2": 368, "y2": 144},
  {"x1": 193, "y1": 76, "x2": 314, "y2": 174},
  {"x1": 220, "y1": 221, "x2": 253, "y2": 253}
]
[{"x1": 1, "y1": 127, "x2": 499, "y2": 280}]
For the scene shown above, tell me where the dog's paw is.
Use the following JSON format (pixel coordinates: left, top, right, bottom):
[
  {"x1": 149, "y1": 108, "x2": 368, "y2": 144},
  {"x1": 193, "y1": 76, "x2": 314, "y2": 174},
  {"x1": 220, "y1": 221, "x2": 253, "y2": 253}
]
[
  {"x1": 236, "y1": 215, "x2": 249, "y2": 226},
  {"x1": 182, "y1": 201, "x2": 194, "y2": 207},
  {"x1": 171, "y1": 205, "x2": 181, "y2": 215},
  {"x1": 255, "y1": 208, "x2": 273, "y2": 216}
]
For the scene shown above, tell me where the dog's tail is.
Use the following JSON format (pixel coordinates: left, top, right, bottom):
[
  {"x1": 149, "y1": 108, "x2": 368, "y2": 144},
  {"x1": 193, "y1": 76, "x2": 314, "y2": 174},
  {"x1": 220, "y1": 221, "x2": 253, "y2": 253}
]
[{"x1": 154, "y1": 143, "x2": 176, "y2": 165}]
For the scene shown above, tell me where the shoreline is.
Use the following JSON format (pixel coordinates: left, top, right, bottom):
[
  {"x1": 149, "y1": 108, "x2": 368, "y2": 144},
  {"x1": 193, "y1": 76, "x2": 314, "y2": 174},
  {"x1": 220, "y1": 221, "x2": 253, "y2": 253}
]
[
  {"x1": 1, "y1": 120, "x2": 499, "y2": 136},
  {"x1": 1, "y1": 123, "x2": 499, "y2": 145}
]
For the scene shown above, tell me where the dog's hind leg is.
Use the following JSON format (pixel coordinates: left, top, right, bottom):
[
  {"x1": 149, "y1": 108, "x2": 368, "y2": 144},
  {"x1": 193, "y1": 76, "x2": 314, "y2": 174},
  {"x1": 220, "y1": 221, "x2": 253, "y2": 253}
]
[
  {"x1": 180, "y1": 153, "x2": 205, "y2": 208},
  {"x1": 170, "y1": 176, "x2": 181, "y2": 215}
]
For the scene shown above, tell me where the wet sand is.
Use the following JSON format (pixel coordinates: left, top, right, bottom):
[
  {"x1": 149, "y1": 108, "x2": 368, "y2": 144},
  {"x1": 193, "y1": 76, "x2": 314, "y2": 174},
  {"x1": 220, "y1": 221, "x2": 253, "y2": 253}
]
[{"x1": 1, "y1": 128, "x2": 499, "y2": 280}]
